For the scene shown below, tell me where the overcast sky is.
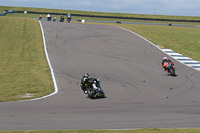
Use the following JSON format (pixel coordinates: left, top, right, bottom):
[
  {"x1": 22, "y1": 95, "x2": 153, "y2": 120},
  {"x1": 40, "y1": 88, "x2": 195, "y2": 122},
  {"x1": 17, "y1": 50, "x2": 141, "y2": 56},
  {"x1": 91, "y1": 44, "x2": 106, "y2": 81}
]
[{"x1": 1, "y1": 0, "x2": 200, "y2": 16}]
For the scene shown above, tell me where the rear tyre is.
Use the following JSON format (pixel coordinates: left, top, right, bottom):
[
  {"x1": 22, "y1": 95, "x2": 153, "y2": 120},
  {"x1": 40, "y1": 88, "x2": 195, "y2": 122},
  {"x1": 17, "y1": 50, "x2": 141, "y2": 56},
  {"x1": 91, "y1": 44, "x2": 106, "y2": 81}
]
[{"x1": 169, "y1": 68, "x2": 175, "y2": 76}]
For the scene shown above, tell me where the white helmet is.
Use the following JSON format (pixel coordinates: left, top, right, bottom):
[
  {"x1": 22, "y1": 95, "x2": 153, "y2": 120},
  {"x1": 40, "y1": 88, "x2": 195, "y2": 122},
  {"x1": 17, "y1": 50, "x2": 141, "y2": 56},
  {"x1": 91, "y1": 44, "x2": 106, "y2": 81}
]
[{"x1": 163, "y1": 57, "x2": 167, "y2": 60}]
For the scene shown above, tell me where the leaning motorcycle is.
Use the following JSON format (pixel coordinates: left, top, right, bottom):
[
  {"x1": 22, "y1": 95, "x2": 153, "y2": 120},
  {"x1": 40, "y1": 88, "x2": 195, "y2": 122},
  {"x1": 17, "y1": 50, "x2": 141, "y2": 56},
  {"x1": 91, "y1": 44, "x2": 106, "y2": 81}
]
[
  {"x1": 166, "y1": 61, "x2": 176, "y2": 76},
  {"x1": 82, "y1": 79, "x2": 106, "y2": 99},
  {"x1": 67, "y1": 17, "x2": 71, "y2": 23},
  {"x1": 60, "y1": 16, "x2": 64, "y2": 22}
]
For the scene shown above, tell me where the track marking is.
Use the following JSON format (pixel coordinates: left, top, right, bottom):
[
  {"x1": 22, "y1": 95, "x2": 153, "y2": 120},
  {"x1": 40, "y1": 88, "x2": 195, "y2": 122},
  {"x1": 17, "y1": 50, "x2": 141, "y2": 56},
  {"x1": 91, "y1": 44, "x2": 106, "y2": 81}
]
[{"x1": 162, "y1": 49, "x2": 200, "y2": 71}]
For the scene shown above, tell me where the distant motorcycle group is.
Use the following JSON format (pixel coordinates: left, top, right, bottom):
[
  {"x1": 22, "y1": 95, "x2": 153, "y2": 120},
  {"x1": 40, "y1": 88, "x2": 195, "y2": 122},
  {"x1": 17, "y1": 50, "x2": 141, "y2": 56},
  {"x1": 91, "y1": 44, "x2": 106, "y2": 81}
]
[{"x1": 39, "y1": 13, "x2": 71, "y2": 23}]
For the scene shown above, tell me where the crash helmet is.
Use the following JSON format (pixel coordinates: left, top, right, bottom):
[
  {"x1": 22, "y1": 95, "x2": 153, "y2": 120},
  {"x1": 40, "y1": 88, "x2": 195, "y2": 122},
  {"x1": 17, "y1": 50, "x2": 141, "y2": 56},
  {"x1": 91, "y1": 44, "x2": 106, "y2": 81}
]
[
  {"x1": 163, "y1": 57, "x2": 167, "y2": 60},
  {"x1": 84, "y1": 73, "x2": 90, "y2": 77}
]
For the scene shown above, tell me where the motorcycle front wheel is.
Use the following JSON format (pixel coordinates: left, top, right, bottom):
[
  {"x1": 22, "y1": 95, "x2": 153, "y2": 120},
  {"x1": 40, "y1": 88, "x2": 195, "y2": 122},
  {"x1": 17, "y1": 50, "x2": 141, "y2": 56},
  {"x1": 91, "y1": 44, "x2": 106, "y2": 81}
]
[{"x1": 87, "y1": 88, "x2": 96, "y2": 99}]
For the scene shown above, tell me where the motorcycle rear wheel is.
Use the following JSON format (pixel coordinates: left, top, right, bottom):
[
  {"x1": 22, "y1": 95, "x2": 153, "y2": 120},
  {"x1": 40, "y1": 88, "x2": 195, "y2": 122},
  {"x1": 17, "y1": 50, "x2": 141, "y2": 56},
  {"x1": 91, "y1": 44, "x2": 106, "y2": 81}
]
[{"x1": 169, "y1": 68, "x2": 175, "y2": 76}]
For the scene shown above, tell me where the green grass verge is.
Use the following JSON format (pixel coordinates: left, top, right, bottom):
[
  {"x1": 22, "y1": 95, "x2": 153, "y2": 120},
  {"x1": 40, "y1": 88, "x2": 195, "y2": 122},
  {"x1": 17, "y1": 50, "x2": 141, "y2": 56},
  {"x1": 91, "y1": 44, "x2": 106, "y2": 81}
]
[
  {"x1": 1, "y1": 128, "x2": 200, "y2": 133},
  {"x1": 0, "y1": 16, "x2": 54, "y2": 102}
]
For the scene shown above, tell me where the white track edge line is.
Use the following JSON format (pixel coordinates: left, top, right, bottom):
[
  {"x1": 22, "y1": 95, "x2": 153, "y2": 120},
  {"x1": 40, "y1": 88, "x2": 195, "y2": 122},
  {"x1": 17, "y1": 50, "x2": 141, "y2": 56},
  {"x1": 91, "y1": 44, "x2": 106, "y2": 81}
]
[
  {"x1": 115, "y1": 26, "x2": 200, "y2": 72},
  {"x1": 32, "y1": 20, "x2": 59, "y2": 99},
  {"x1": 1, "y1": 20, "x2": 58, "y2": 104}
]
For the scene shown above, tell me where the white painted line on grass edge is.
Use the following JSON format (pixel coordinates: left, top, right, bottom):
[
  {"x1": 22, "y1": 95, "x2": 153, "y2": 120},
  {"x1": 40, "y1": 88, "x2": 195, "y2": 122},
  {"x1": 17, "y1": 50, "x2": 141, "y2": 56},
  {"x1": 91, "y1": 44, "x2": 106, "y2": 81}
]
[
  {"x1": 115, "y1": 26, "x2": 162, "y2": 52},
  {"x1": 24, "y1": 20, "x2": 59, "y2": 101},
  {"x1": 32, "y1": 20, "x2": 59, "y2": 99}
]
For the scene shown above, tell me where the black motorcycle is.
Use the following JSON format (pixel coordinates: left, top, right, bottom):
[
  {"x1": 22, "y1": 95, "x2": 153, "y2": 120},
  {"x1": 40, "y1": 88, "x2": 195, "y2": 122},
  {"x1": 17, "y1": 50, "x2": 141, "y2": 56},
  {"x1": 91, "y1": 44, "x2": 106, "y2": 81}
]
[
  {"x1": 67, "y1": 17, "x2": 71, "y2": 23},
  {"x1": 81, "y1": 78, "x2": 106, "y2": 99},
  {"x1": 67, "y1": 13, "x2": 71, "y2": 23},
  {"x1": 39, "y1": 16, "x2": 42, "y2": 20},
  {"x1": 53, "y1": 17, "x2": 57, "y2": 22},
  {"x1": 60, "y1": 16, "x2": 64, "y2": 22},
  {"x1": 166, "y1": 61, "x2": 176, "y2": 76}
]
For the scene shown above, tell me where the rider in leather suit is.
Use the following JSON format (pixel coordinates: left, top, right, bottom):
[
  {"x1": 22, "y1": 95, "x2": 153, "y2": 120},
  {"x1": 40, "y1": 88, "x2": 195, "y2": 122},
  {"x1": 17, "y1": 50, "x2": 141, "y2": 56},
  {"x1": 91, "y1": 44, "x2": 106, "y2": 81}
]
[
  {"x1": 80, "y1": 73, "x2": 101, "y2": 94},
  {"x1": 162, "y1": 57, "x2": 171, "y2": 72}
]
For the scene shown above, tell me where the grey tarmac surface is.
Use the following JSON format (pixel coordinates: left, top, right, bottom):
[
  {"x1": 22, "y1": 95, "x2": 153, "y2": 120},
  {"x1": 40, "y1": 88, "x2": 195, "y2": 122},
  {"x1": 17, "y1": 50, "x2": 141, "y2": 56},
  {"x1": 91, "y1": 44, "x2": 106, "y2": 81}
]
[{"x1": 1, "y1": 21, "x2": 200, "y2": 130}]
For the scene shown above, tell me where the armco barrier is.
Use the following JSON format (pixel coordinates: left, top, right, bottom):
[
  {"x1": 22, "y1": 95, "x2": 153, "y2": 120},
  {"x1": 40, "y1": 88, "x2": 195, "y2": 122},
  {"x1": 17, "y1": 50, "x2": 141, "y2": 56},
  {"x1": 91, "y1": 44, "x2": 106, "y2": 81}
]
[
  {"x1": 15, "y1": 10, "x2": 200, "y2": 22},
  {"x1": 0, "y1": 11, "x2": 8, "y2": 16},
  {"x1": 0, "y1": 10, "x2": 18, "y2": 16},
  {"x1": 0, "y1": 12, "x2": 6, "y2": 16}
]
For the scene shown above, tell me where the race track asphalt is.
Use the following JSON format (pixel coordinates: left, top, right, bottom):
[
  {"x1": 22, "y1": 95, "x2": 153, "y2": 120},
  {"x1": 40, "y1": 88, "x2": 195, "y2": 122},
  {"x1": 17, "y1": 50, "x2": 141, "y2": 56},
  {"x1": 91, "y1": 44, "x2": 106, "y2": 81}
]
[{"x1": 1, "y1": 21, "x2": 200, "y2": 130}]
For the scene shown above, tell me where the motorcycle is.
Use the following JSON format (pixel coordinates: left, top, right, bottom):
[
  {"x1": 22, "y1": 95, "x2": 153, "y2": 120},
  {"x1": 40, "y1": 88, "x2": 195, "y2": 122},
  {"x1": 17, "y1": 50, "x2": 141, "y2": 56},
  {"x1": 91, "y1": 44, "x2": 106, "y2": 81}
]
[
  {"x1": 47, "y1": 16, "x2": 51, "y2": 21},
  {"x1": 67, "y1": 13, "x2": 71, "y2": 23},
  {"x1": 60, "y1": 16, "x2": 64, "y2": 22},
  {"x1": 168, "y1": 22, "x2": 172, "y2": 26},
  {"x1": 165, "y1": 61, "x2": 176, "y2": 76},
  {"x1": 53, "y1": 17, "x2": 57, "y2": 22},
  {"x1": 39, "y1": 16, "x2": 42, "y2": 20},
  {"x1": 67, "y1": 17, "x2": 71, "y2": 23},
  {"x1": 81, "y1": 78, "x2": 106, "y2": 99}
]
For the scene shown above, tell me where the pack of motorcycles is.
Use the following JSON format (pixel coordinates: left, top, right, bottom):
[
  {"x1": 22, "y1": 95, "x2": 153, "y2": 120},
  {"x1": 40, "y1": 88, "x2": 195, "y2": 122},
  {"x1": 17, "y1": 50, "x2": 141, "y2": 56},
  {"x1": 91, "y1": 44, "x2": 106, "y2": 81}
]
[{"x1": 39, "y1": 14, "x2": 71, "y2": 23}]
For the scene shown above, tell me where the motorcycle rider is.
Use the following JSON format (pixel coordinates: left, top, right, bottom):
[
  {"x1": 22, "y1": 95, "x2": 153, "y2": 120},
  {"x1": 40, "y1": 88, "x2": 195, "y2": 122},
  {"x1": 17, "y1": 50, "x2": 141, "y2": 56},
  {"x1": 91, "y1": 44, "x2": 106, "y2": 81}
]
[
  {"x1": 80, "y1": 73, "x2": 90, "y2": 94},
  {"x1": 162, "y1": 57, "x2": 172, "y2": 72},
  {"x1": 67, "y1": 13, "x2": 71, "y2": 22},
  {"x1": 67, "y1": 13, "x2": 71, "y2": 19},
  {"x1": 46, "y1": 14, "x2": 51, "y2": 21},
  {"x1": 39, "y1": 15, "x2": 42, "y2": 20},
  {"x1": 92, "y1": 79, "x2": 101, "y2": 90},
  {"x1": 60, "y1": 15, "x2": 64, "y2": 22},
  {"x1": 80, "y1": 73, "x2": 101, "y2": 94},
  {"x1": 53, "y1": 17, "x2": 57, "y2": 21}
]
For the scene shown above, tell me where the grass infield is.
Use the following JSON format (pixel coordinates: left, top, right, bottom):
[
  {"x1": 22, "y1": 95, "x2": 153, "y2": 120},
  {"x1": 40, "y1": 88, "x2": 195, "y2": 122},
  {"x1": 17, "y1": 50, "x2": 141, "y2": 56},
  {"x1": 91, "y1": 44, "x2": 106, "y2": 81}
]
[{"x1": 0, "y1": 16, "x2": 54, "y2": 102}]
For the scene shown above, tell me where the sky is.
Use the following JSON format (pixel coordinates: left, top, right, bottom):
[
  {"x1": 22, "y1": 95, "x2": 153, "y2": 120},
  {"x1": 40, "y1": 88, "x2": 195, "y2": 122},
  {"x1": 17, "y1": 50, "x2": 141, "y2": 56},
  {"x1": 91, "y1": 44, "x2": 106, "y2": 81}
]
[{"x1": 1, "y1": 0, "x2": 200, "y2": 16}]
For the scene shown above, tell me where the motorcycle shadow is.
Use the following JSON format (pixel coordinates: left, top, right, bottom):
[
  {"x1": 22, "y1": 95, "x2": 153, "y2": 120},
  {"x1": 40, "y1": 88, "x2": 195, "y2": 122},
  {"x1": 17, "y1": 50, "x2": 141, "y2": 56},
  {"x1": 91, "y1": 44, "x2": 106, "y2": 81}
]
[
  {"x1": 86, "y1": 96, "x2": 107, "y2": 100},
  {"x1": 166, "y1": 73, "x2": 177, "y2": 77}
]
